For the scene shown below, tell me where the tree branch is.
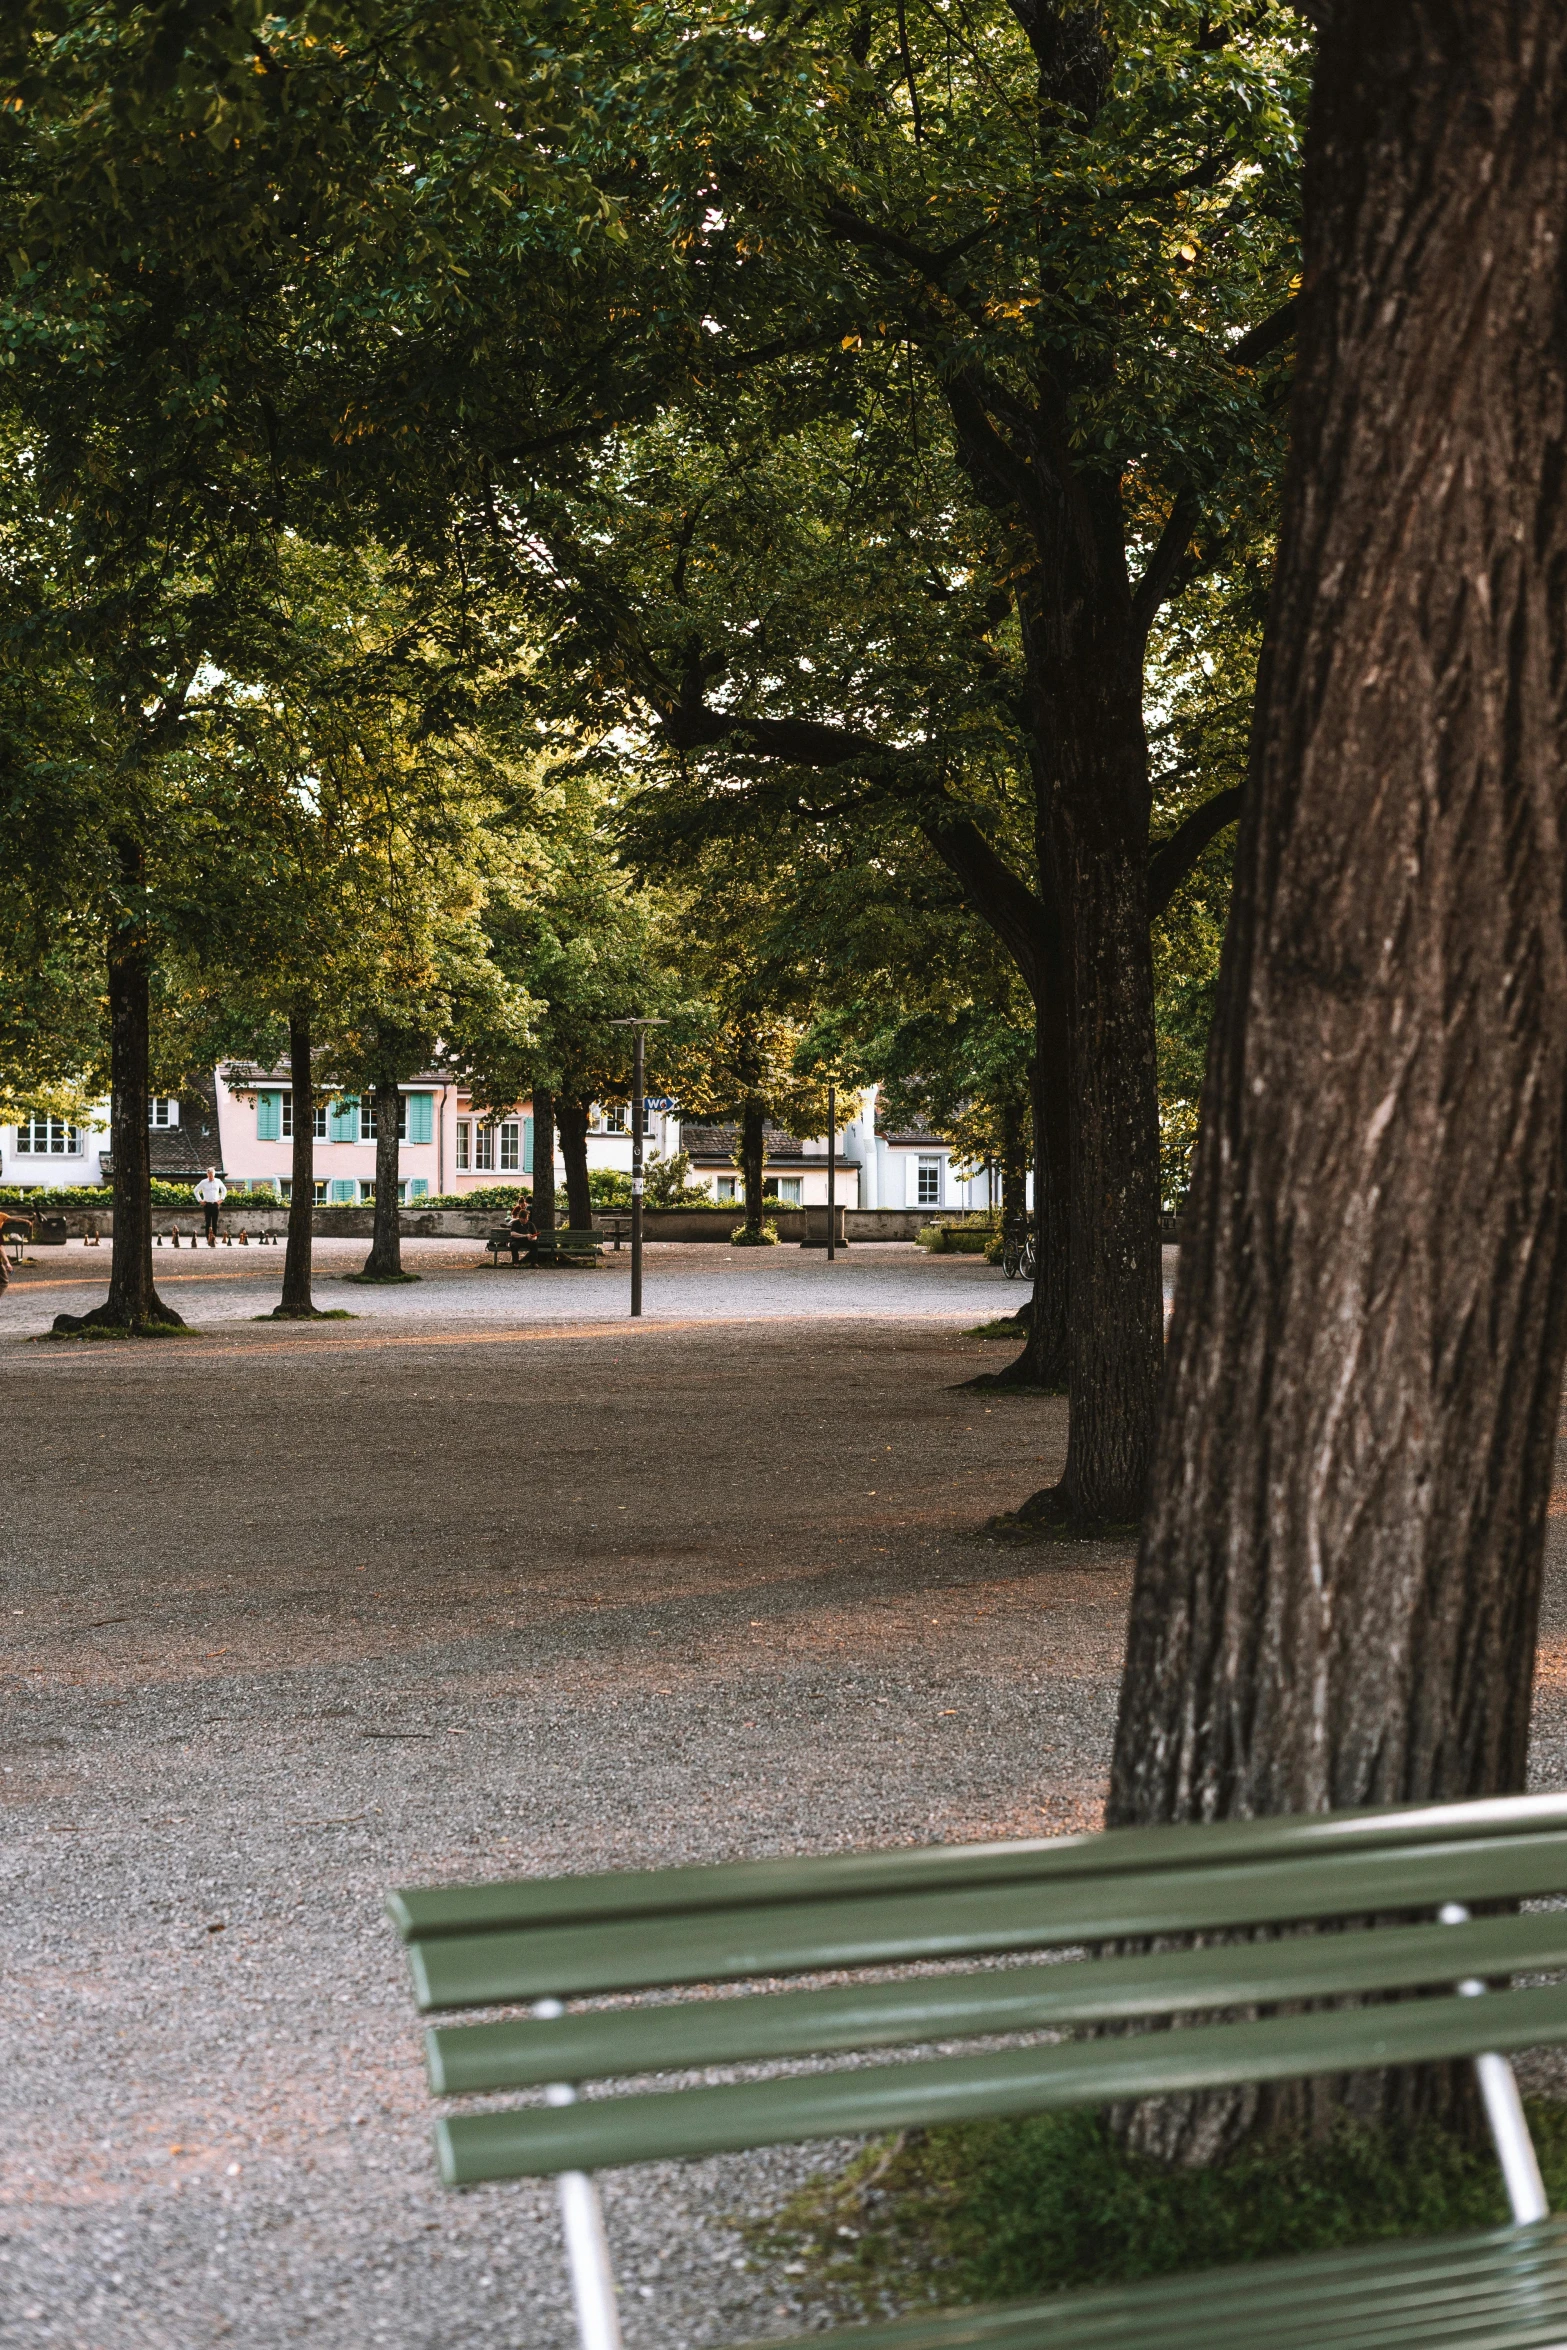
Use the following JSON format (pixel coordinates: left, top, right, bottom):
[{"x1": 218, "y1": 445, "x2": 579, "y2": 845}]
[
  {"x1": 1128, "y1": 296, "x2": 1301, "y2": 633},
  {"x1": 1147, "y1": 785, "x2": 1242, "y2": 918}
]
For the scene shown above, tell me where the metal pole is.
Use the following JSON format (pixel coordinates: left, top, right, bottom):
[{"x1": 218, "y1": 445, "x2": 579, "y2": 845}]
[
  {"x1": 826, "y1": 1083, "x2": 836, "y2": 1261},
  {"x1": 631, "y1": 1028, "x2": 644, "y2": 1317},
  {"x1": 533, "y1": 1999, "x2": 624, "y2": 2350},
  {"x1": 1439, "y1": 1901, "x2": 1549, "y2": 2223}
]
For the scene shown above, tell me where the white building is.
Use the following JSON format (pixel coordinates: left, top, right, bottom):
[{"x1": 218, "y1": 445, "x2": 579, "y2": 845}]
[{"x1": 678, "y1": 1087, "x2": 996, "y2": 1212}]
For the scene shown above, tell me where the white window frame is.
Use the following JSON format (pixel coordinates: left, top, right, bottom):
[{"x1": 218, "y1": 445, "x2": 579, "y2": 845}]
[
  {"x1": 916, "y1": 1156, "x2": 942, "y2": 1206},
  {"x1": 13, "y1": 1117, "x2": 82, "y2": 1156},
  {"x1": 775, "y1": 1176, "x2": 803, "y2": 1204},
  {"x1": 280, "y1": 1096, "x2": 328, "y2": 1140},
  {"x1": 454, "y1": 1119, "x2": 470, "y2": 1171},
  {"x1": 150, "y1": 1097, "x2": 178, "y2": 1128},
  {"x1": 499, "y1": 1120, "x2": 520, "y2": 1172},
  {"x1": 312, "y1": 1180, "x2": 327, "y2": 1204},
  {"x1": 715, "y1": 1175, "x2": 737, "y2": 1202},
  {"x1": 359, "y1": 1099, "x2": 409, "y2": 1144},
  {"x1": 473, "y1": 1124, "x2": 494, "y2": 1172}
]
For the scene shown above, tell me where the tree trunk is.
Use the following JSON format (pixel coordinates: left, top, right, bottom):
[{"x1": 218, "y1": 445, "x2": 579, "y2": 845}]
[
  {"x1": 276, "y1": 1009, "x2": 319, "y2": 1317},
  {"x1": 531, "y1": 1088, "x2": 556, "y2": 1232},
  {"x1": 740, "y1": 1098, "x2": 766, "y2": 1238},
  {"x1": 1006, "y1": 607, "x2": 1164, "y2": 1521},
  {"x1": 556, "y1": 1098, "x2": 593, "y2": 1230},
  {"x1": 359, "y1": 1077, "x2": 406, "y2": 1278},
  {"x1": 967, "y1": 1013, "x2": 1071, "y2": 1392},
  {"x1": 1109, "y1": 1, "x2": 1567, "y2": 2155},
  {"x1": 53, "y1": 901, "x2": 183, "y2": 1335}
]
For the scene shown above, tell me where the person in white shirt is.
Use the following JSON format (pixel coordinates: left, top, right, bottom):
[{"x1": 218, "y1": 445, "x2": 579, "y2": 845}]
[{"x1": 193, "y1": 1167, "x2": 227, "y2": 1246}]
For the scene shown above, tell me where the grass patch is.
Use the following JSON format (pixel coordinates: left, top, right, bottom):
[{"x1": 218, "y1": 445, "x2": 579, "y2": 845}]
[
  {"x1": 42, "y1": 1315, "x2": 191, "y2": 1341},
  {"x1": 252, "y1": 1308, "x2": 359, "y2": 1321},
  {"x1": 965, "y1": 1318, "x2": 1030, "y2": 1341},
  {"x1": 748, "y1": 2108, "x2": 1567, "y2": 2322},
  {"x1": 340, "y1": 1270, "x2": 422, "y2": 1284}
]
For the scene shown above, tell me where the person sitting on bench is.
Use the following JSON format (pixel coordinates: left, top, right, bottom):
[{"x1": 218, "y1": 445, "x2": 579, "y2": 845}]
[{"x1": 506, "y1": 1198, "x2": 540, "y2": 1264}]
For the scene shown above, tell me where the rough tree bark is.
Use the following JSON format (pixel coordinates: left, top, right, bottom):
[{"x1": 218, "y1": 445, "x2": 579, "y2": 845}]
[
  {"x1": 52, "y1": 887, "x2": 183, "y2": 1336},
  {"x1": 359, "y1": 1078, "x2": 407, "y2": 1279},
  {"x1": 556, "y1": 1097, "x2": 594, "y2": 1230},
  {"x1": 275, "y1": 1009, "x2": 320, "y2": 1318},
  {"x1": 531, "y1": 1088, "x2": 556, "y2": 1233},
  {"x1": 1109, "y1": 0, "x2": 1567, "y2": 2154}
]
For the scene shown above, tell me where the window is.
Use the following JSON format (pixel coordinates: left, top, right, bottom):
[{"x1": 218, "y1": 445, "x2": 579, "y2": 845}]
[
  {"x1": 407, "y1": 1178, "x2": 428, "y2": 1199},
  {"x1": 500, "y1": 1120, "x2": 520, "y2": 1172},
  {"x1": 280, "y1": 1097, "x2": 328, "y2": 1140},
  {"x1": 278, "y1": 1179, "x2": 293, "y2": 1202},
  {"x1": 359, "y1": 1100, "x2": 409, "y2": 1143},
  {"x1": 454, "y1": 1120, "x2": 470, "y2": 1171},
  {"x1": 13, "y1": 1117, "x2": 81, "y2": 1155},
  {"x1": 473, "y1": 1124, "x2": 494, "y2": 1172},
  {"x1": 602, "y1": 1104, "x2": 628, "y2": 1133},
  {"x1": 359, "y1": 1180, "x2": 376, "y2": 1201},
  {"x1": 312, "y1": 1180, "x2": 327, "y2": 1204},
  {"x1": 775, "y1": 1177, "x2": 802, "y2": 1205},
  {"x1": 916, "y1": 1156, "x2": 941, "y2": 1205},
  {"x1": 716, "y1": 1175, "x2": 737, "y2": 1202},
  {"x1": 150, "y1": 1097, "x2": 178, "y2": 1128}
]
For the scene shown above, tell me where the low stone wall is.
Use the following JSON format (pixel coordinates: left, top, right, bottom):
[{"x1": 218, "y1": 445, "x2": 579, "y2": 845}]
[{"x1": 33, "y1": 1202, "x2": 971, "y2": 1244}]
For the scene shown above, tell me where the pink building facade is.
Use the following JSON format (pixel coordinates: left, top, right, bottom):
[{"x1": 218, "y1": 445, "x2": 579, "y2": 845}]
[{"x1": 213, "y1": 1068, "x2": 676, "y2": 1202}]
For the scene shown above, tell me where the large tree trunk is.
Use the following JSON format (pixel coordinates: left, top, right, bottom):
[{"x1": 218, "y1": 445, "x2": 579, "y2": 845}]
[
  {"x1": 531, "y1": 1088, "x2": 556, "y2": 1233},
  {"x1": 53, "y1": 898, "x2": 183, "y2": 1335},
  {"x1": 1108, "y1": 1, "x2": 1567, "y2": 2155},
  {"x1": 740, "y1": 1098, "x2": 766, "y2": 1238},
  {"x1": 359, "y1": 1077, "x2": 407, "y2": 1278},
  {"x1": 276, "y1": 1009, "x2": 319, "y2": 1318},
  {"x1": 556, "y1": 1097, "x2": 594, "y2": 1229},
  {"x1": 1008, "y1": 604, "x2": 1164, "y2": 1522}
]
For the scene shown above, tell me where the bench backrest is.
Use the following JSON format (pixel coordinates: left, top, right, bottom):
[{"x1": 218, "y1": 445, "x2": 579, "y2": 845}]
[{"x1": 390, "y1": 1794, "x2": 1567, "y2": 2190}]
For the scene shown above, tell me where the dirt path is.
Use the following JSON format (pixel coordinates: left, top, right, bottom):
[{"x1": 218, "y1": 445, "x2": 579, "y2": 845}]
[{"x1": 7, "y1": 1273, "x2": 1567, "y2": 2350}]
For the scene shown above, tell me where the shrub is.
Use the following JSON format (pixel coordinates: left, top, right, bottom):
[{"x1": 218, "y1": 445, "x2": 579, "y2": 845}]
[
  {"x1": 731, "y1": 1221, "x2": 779, "y2": 1245},
  {"x1": 644, "y1": 1149, "x2": 715, "y2": 1208},
  {"x1": 588, "y1": 1168, "x2": 634, "y2": 1209}
]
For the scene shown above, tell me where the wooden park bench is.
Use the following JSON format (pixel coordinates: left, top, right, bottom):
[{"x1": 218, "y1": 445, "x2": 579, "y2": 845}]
[
  {"x1": 484, "y1": 1226, "x2": 602, "y2": 1269},
  {"x1": 389, "y1": 1793, "x2": 1567, "y2": 2350}
]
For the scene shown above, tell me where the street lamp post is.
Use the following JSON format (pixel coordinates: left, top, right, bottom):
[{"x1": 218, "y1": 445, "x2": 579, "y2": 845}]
[
  {"x1": 609, "y1": 1017, "x2": 666, "y2": 1318},
  {"x1": 826, "y1": 1083, "x2": 836, "y2": 1262}
]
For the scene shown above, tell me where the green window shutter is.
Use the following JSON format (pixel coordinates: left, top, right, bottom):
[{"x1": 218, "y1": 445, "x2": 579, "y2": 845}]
[
  {"x1": 328, "y1": 1098, "x2": 359, "y2": 1143},
  {"x1": 330, "y1": 1178, "x2": 356, "y2": 1203},
  {"x1": 523, "y1": 1115, "x2": 534, "y2": 1175},
  {"x1": 406, "y1": 1092, "x2": 433, "y2": 1145},
  {"x1": 257, "y1": 1091, "x2": 281, "y2": 1142},
  {"x1": 408, "y1": 1177, "x2": 429, "y2": 1198}
]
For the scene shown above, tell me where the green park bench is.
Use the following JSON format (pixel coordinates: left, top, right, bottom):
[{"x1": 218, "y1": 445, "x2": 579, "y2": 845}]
[
  {"x1": 484, "y1": 1225, "x2": 602, "y2": 1268},
  {"x1": 388, "y1": 1793, "x2": 1567, "y2": 2350}
]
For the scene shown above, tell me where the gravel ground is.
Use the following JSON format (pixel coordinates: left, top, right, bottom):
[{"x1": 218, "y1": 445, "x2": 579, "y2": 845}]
[{"x1": 6, "y1": 1240, "x2": 1567, "y2": 2350}]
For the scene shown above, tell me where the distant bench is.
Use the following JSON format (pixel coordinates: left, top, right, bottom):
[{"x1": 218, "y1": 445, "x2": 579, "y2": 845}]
[
  {"x1": 389, "y1": 1793, "x2": 1567, "y2": 2350},
  {"x1": 484, "y1": 1227, "x2": 602, "y2": 1268}
]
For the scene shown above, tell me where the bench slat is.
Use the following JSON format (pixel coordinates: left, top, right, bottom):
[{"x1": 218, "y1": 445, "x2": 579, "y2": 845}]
[
  {"x1": 387, "y1": 1794, "x2": 1567, "y2": 1942},
  {"x1": 407, "y1": 1834, "x2": 1567, "y2": 2009},
  {"x1": 759, "y1": 2221, "x2": 1567, "y2": 2350},
  {"x1": 433, "y1": 1976, "x2": 1567, "y2": 2182},
  {"x1": 424, "y1": 1908, "x2": 1567, "y2": 2092}
]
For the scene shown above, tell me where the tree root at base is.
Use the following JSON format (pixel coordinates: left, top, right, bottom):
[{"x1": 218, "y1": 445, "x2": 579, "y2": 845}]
[
  {"x1": 48, "y1": 1302, "x2": 189, "y2": 1339},
  {"x1": 984, "y1": 1481, "x2": 1141, "y2": 1542}
]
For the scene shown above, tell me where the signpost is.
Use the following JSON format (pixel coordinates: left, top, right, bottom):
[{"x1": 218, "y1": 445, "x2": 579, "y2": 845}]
[
  {"x1": 827, "y1": 1083, "x2": 836, "y2": 1262},
  {"x1": 609, "y1": 1018, "x2": 666, "y2": 1318}
]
